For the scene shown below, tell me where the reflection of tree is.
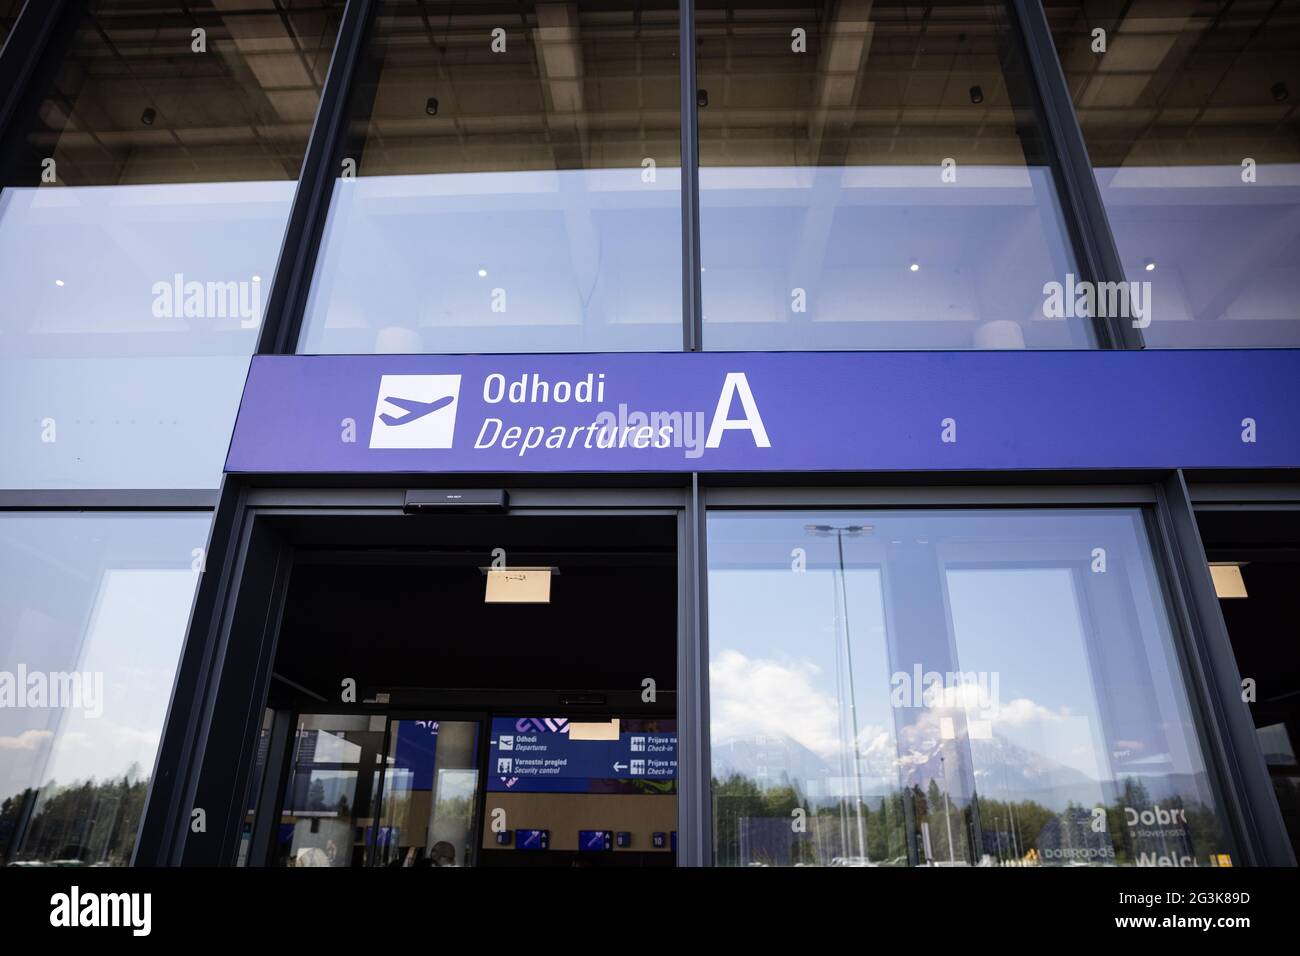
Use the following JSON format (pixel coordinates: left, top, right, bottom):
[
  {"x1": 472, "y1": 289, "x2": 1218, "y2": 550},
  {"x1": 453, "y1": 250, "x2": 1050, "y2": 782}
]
[
  {"x1": 435, "y1": 795, "x2": 473, "y2": 838},
  {"x1": 712, "y1": 771, "x2": 1230, "y2": 867},
  {"x1": 712, "y1": 774, "x2": 800, "y2": 867},
  {"x1": 307, "y1": 780, "x2": 326, "y2": 811},
  {"x1": 0, "y1": 767, "x2": 149, "y2": 866}
]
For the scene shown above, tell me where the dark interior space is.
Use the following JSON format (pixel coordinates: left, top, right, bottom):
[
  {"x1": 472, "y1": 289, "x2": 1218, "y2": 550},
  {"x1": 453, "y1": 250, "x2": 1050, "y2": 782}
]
[
  {"x1": 1197, "y1": 508, "x2": 1300, "y2": 859},
  {"x1": 248, "y1": 512, "x2": 679, "y2": 868},
  {"x1": 272, "y1": 514, "x2": 677, "y2": 705}
]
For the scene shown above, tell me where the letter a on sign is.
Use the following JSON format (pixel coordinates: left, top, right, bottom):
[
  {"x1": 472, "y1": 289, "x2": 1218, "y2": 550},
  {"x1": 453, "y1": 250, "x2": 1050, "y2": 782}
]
[{"x1": 706, "y1": 373, "x2": 771, "y2": 449}]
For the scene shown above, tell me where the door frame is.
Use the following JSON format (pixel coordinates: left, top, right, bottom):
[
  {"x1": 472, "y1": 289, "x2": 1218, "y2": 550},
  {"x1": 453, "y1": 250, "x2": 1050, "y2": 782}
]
[{"x1": 134, "y1": 478, "x2": 697, "y2": 866}]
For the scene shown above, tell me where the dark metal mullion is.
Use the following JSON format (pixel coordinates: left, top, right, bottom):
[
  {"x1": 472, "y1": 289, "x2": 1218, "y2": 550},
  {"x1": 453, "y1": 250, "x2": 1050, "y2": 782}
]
[
  {"x1": 677, "y1": 473, "x2": 711, "y2": 864},
  {"x1": 133, "y1": 477, "x2": 251, "y2": 865},
  {"x1": 256, "y1": 0, "x2": 376, "y2": 356},
  {"x1": 1011, "y1": 0, "x2": 1143, "y2": 349},
  {"x1": 246, "y1": 707, "x2": 295, "y2": 867},
  {"x1": 1154, "y1": 470, "x2": 1296, "y2": 866},
  {"x1": 0, "y1": 489, "x2": 218, "y2": 509},
  {"x1": 679, "y1": 0, "x2": 702, "y2": 351}
]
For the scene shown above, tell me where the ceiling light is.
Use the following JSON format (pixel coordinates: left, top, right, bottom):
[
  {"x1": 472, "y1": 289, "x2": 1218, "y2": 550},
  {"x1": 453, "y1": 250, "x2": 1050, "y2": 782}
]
[
  {"x1": 1144, "y1": 259, "x2": 1156, "y2": 272},
  {"x1": 140, "y1": 107, "x2": 156, "y2": 125},
  {"x1": 54, "y1": 279, "x2": 65, "y2": 287},
  {"x1": 477, "y1": 268, "x2": 487, "y2": 278},
  {"x1": 969, "y1": 85, "x2": 984, "y2": 105},
  {"x1": 1272, "y1": 81, "x2": 1289, "y2": 103},
  {"x1": 697, "y1": 89, "x2": 709, "y2": 108},
  {"x1": 252, "y1": 275, "x2": 262, "y2": 283},
  {"x1": 425, "y1": 96, "x2": 439, "y2": 116},
  {"x1": 909, "y1": 262, "x2": 920, "y2": 272}
]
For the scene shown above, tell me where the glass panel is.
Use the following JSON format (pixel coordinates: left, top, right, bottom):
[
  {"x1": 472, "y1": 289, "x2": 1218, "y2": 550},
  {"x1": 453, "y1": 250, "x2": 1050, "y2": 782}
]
[
  {"x1": 0, "y1": 511, "x2": 209, "y2": 866},
  {"x1": 707, "y1": 509, "x2": 1236, "y2": 867},
  {"x1": 298, "y1": 0, "x2": 682, "y2": 355},
  {"x1": 274, "y1": 714, "x2": 386, "y2": 867},
  {"x1": 697, "y1": 1, "x2": 1087, "y2": 350},
  {"x1": 0, "y1": 1, "x2": 341, "y2": 487},
  {"x1": 1047, "y1": 0, "x2": 1300, "y2": 346},
  {"x1": 371, "y1": 718, "x2": 480, "y2": 867}
]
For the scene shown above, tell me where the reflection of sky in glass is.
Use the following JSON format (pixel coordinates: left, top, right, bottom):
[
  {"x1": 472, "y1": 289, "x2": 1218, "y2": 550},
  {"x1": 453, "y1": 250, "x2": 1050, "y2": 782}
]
[
  {"x1": 702, "y1": 165, "x2": 1086, "y2": 349},
  {"x1": 0, "y1": 182, "x2": 290, "y2": 487},
  {"x1": 706, "y1": 509, "x2": 1213, "y2": 810},
  {"x1": 0, "y1": 513, "x2": 208, "y2": 806},
  {"x1": 1096, "y1": 164, "x2": 1300, "y2": 346},
  {"x1": 297, "y1": 162, "x2": 1092, "y2": 352},
  {"x1": 301, "y1": 169, "x2": 682, "y2": 354}
]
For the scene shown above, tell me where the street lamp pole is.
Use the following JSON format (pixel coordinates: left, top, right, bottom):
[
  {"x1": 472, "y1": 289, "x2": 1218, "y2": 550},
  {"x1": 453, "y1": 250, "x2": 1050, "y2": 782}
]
[{"x1": 807, "y1": 523, "x2": 870, "y2": 863}]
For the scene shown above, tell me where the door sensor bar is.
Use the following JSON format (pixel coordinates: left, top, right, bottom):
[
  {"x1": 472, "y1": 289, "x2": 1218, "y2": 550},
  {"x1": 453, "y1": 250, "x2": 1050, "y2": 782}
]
[{"x1": 403, "y1": 489, "x2": 508, "y2": 513}]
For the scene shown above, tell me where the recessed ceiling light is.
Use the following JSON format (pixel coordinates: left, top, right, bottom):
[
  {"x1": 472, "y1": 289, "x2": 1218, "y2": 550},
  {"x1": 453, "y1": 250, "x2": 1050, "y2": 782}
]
[
  {"x1": 55, "y1": 279, "x2": 65, "y2": 286},
  {"x1": 425, "y1": 96, "x2": 439, "y2": 116},
  {"x1": 969, "y1": 85, "x2": 984, "y2": 105},
  {"x1": 252, "y1": 275, "x2": 262, "y2": 283},
  {"x1": 477, "y1": 268, "x2": 488, "y2": 278},
  {"x1": 1144, "y1": 259, "x2": 1156, "y2": 272},
  {"x1": 909, "y1": 262, "x2": 920, "y2": 272}
]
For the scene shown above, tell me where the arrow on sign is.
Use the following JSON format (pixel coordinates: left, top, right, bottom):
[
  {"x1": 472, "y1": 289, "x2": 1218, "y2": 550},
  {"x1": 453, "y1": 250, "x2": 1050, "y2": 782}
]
[{"x1": 613, "y1": 761, "x2": 628, "y2": 772}]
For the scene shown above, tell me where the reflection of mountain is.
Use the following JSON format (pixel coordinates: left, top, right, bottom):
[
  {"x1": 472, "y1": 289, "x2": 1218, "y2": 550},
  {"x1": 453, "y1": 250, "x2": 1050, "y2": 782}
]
[
  {"x1": 868, "y1": 716, "x2": 1104, "y2": 807},
  {"x1": 715, "y1": 722, "x2": 1216, "y2": 813},
  {"x1": 716, "y1": 727, "x2": 1100, "y2": 811},
  {"x1": 712, "y1": 737, "x2": 836, "y2": 798}
]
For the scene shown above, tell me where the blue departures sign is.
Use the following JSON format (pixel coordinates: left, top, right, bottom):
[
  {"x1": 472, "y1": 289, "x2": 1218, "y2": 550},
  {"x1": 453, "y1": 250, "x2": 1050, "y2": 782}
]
[{"x1": 228, "y1": 350, "x2": 1300, "y2": 474}]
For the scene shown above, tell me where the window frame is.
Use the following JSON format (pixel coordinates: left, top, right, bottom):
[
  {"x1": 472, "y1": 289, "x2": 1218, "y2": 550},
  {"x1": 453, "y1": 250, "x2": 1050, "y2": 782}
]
[{"x1": 694, "y1": 475, "x2": 1295, "y2": 866}]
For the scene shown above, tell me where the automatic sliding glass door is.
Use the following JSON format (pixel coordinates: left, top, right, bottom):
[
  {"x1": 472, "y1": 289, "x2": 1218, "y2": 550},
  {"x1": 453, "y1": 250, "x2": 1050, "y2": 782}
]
[{"x1": 370, "y1": 718, "x2": 482, "y2": 868}]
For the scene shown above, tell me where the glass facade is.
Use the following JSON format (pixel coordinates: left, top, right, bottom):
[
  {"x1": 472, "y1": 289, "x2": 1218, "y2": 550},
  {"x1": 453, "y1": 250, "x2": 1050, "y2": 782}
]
[
  {"x1": 707, "y1": 509, "x2": 1235, "y2": 866},
  {"x1": 697, "y1": 0, "x2": 1086, "y2": 349},
  {"x1": 298, "y1": 0, "x2": 682, "y2": 354},
  {"x1": 0, "y1": 0, "x2": 1294, "y2": 874},
  {"x1": 0, "y1": 0, "x2": 341, "y2": 487},
  {"x1": 0, "y1": 512, "x2": 209, "y2": 866},
  {"x1": 1048, "y1": 0, "x2": 1300, "y2": 346}
]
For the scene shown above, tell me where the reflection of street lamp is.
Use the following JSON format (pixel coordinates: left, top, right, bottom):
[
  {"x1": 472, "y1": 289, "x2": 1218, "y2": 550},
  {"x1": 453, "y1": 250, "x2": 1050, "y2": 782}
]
[
  {"x1": 940, "y1": 754, "x2": 955, "y2": 864},
  {"x1": 806, "y1": 523, "x2": 871, "y2": 862}
]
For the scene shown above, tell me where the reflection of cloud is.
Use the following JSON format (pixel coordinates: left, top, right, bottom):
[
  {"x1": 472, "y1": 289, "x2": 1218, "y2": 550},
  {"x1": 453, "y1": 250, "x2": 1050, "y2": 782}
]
[
  {"x1": 0, "y1": 729, "x2": 53, "y2": 750},
  {"x1": 996, "y1": 698, "x2": 1070, "y2": 726},
  {"x1": 710, "y1": 650, "x2": 843, "y2": 760},
  {"x1": 38, "y1": 721, "x2": 162, "y2": 789}
]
